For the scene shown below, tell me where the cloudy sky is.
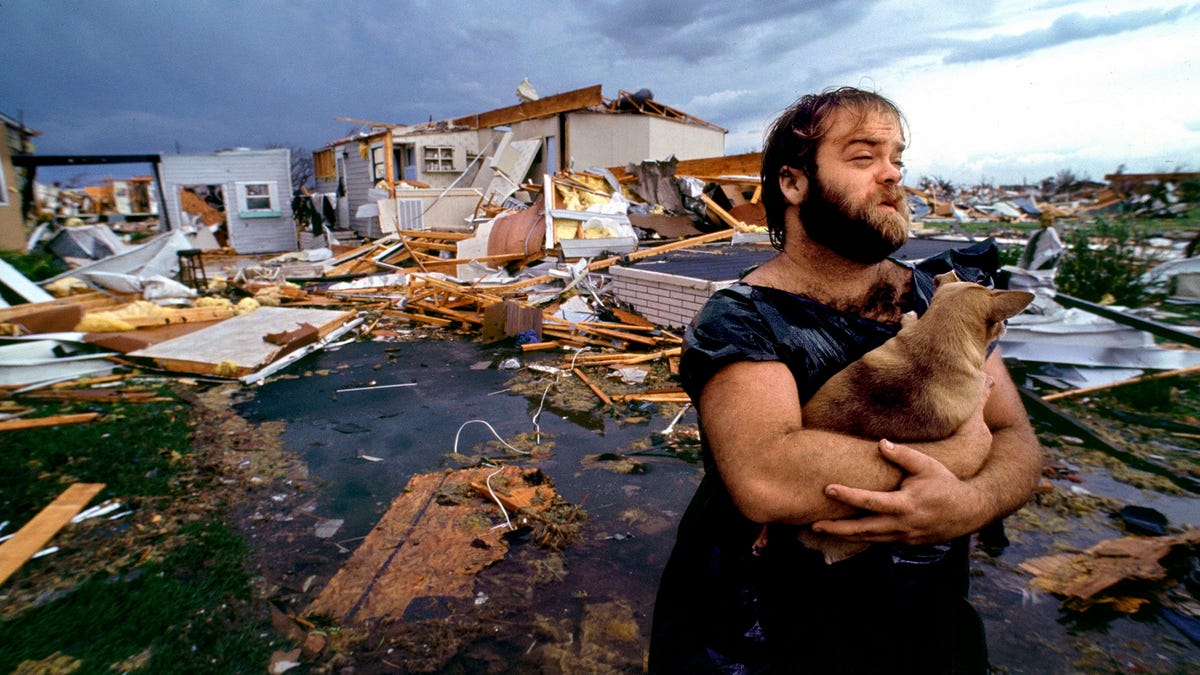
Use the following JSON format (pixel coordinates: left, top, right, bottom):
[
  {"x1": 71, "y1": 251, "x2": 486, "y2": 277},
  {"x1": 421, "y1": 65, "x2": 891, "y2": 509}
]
[{"x1": 2, "y1": 0, "x2": 1197, "y2": 188}]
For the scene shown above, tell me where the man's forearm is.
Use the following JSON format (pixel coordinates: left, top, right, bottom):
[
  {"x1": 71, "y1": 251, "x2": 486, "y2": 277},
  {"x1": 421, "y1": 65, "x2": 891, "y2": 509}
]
[{"x1": 962, "y1": 425, "x2": 1042, "y2": 530}]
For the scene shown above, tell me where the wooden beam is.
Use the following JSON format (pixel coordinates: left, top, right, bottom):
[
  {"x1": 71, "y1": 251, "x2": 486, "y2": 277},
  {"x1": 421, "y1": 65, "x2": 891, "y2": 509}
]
[
  {"x1": 1041, "y1": 364, "x2": 1200, "y2": 402},
  {"x1": 573, "y1": 368, "x2": 613, "y2": 406},
  {"x1": 0, "y1": 483, "x2": 105, "y2": 586},
  {"x1": 453, "y1": 85, "x2": 604, "y2": 130},
  {"x1": 700, "y1": 194, "x2": 752, "y2": 232},
  {"x1": 608, "y1": 151, "x2": 762, "y2": 180},
  {"x1": 0, "y1": 412, "x2": 100, "y2": 433}
]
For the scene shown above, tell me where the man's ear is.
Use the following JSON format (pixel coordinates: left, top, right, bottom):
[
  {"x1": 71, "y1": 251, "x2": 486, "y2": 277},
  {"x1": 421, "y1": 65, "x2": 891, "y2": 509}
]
[{"x1": 779, "y1": 166, "x2": 807, "y2": 206}]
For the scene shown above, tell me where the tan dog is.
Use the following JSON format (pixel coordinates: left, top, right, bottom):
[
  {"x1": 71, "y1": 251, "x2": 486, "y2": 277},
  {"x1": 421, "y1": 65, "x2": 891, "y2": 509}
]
[{"x1": 792, "y1": 271, "x2": 1034, "y2": 563}]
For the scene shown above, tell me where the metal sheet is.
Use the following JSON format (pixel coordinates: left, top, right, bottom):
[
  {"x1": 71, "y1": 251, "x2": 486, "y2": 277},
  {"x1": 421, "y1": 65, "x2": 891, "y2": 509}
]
[{"x1": 1000, "y1": 339, "x2": 1200, "y2": 369}]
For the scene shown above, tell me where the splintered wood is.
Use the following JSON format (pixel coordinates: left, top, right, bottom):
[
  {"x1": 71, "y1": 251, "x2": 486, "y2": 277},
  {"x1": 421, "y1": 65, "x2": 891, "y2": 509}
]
[
  {"x1": 306, "y1": 466, "x2": 553, "y2": 624},
  {"x1": 1019, "y1": 528, "x2": 1200, "y2": 612}
]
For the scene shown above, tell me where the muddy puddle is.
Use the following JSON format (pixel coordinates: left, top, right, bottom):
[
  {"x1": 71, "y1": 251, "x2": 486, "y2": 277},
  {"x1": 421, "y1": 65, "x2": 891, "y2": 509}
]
[{"x1": 237, "y1": 338, "x2": 1200, "y2": 673}]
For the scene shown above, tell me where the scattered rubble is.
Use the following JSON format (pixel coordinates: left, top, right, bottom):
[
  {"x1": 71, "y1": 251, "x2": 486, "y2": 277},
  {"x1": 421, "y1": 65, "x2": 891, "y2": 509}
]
[{"x1": 3, "y1": 107, "x2": 1199, "y2": 670}]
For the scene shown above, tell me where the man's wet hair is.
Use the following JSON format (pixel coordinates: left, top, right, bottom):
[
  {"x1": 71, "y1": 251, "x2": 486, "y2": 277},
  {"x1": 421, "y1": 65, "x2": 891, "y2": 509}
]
[{"x1": 761, "y1": 86, "x2": 906, "y2": 250}]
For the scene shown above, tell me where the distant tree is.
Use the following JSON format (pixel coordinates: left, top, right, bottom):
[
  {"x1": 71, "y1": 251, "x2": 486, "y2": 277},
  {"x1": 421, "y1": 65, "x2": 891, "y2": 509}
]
[
  {"x1": 1054, "y1": 169, "x2": 1079, "y2": 195},
  {"x1": 916, "y1": 175, "x2": 956, "y2": 199},
  {"x1": 268, "y1": 143, "x2": 315, "y2": 191}
]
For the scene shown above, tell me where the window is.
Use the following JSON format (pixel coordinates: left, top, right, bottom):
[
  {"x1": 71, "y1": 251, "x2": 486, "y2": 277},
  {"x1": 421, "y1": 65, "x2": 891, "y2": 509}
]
[
  {"x1": 423, "y1": 146, "x2": 456, "y2": 172},
  {"x1": 236, "y1": 181, "x2": 280, "y2": 218},
  {"x1": 0, "y1": 164, "x2": 8, "y2": 207},
  {"x1": 371, "y1": 144, "x2": 387, "y2": 182}
]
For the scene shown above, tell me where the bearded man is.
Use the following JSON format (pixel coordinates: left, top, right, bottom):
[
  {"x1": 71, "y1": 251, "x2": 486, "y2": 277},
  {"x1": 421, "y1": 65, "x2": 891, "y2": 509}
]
[{"x1": 648, "y1": 87, "x2": 1042, "y2": 674}]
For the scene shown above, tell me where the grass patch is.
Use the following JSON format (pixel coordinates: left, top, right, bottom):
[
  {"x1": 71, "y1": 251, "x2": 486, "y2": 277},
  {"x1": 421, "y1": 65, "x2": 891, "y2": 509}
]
[
  {"x1": 0, "y1": 521, "x2": 268, "y2": 673},
  {"x1": 0, "y1": 387, "x2": 276, "y2": 673},
  {"x1": 0, "y1": 390, "x2": 190, "y2": 516}
]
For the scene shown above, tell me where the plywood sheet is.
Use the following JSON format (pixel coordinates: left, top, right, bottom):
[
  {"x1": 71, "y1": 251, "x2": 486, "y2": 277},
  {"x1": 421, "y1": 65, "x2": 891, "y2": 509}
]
[
  {"x1": 307, "y1": 466, "x2": 536, "y2": 624},
  {"x1": 127, "y1": 307, "x2": 356, "y2": 377}
]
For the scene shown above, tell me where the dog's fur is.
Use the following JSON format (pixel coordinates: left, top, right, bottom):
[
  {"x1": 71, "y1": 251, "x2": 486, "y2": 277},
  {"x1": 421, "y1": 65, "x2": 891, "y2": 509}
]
[{"x1": 793, "y1": 272, "x2": 1034, "y2": 563}]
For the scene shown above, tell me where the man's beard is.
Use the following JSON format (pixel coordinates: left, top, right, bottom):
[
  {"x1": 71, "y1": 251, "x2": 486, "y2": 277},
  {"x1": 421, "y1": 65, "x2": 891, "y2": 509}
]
[{"x1": 798, "y1": 174, "x2": 910, "y2": 264}]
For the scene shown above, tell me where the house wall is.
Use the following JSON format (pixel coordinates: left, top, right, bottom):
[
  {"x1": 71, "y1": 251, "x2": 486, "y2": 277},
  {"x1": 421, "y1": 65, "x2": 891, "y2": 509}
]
[
  {"x1": 0, "y1": 132, "x2": 24, "y2": 251},
  {"x1": 160, "y1": 149, "x2": 295, "y2": 254},
  {"x1": 403, "y1": 130, "x2": 482, "y2": 189},
  {"x1": 566, "y1": 113, "x2": 725, "y2": 169},
  {"x1": 338, "y1": 142, "x2": 374, "y2": 237},
  {"x1": 645, "y1": 116, "x2": 726, "y2": 163}
]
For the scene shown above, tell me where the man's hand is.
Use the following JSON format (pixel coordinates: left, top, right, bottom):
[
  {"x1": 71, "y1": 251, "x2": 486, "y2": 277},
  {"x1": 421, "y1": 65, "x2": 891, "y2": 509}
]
[{"x1": 809, "y1": 439, "x2": 992, "y2": 545}]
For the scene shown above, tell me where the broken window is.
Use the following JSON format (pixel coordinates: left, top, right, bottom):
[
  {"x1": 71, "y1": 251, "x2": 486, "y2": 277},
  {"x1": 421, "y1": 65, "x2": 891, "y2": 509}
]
[{"x1": 236, "y1": 181, "x2": 279, "y2": 216}]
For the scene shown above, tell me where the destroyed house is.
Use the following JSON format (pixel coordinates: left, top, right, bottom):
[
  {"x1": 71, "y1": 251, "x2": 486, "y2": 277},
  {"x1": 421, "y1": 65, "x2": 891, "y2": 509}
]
[
  {"x1": 1, "y1": 111, "x2": 39, "y2": 251},
  {"x1": 313, "y1": 84, "x2": 726, "y2": 238},
  {"x1": 158, "y1": 148, "x2": 295, "y2": 254}
]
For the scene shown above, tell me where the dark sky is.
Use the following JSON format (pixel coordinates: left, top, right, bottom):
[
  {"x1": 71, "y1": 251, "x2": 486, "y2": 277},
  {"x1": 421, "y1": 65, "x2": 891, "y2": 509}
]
[{"x1": 3, "y1": 1, "x2": 1197, "y2": 186}]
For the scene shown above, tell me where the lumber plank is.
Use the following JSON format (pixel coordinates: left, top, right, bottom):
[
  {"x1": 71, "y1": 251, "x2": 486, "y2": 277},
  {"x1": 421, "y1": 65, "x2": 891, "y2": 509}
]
[
  {"x1": 573, "y1": 367, "x2": 613, "y2": 406},
  {"x1": 0, "y1": 483, "x2": 105, "y2": 586},
  {"x1": 453, "y1": 84, "x2": 603, "y2": 129},
  {"x1": 83, "y1": 307, "x2": 237, "y2": 329},
  {"x1": 1041, "y1": 364, "x2": 1200, "y2": 401},
  {"x1": 384, "y1": 311, "x2": 454, "y2": 327},
  {"x1": 0, "y1": 412, "x2": 101, "y2": 433},
  {"x1": 700, "y1": 194, "x2": 751, "y2": 232}
]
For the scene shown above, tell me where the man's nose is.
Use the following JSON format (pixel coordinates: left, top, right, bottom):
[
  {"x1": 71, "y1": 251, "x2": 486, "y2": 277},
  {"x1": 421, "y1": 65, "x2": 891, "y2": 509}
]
[{"x1": 879, "y1": 162, "x2": 903, "y2": 184}]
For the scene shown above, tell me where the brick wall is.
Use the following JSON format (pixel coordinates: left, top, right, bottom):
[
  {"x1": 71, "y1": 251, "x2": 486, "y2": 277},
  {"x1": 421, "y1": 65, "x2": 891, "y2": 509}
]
[{"x1": 608, "y1": 265, "x2": 732, "y2": 329}]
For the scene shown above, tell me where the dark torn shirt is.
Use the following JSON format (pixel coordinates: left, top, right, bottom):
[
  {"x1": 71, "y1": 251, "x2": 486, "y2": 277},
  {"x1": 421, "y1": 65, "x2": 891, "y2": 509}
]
[{"x1": 649, "y1": 249, "x2": 998, "y2": 674}]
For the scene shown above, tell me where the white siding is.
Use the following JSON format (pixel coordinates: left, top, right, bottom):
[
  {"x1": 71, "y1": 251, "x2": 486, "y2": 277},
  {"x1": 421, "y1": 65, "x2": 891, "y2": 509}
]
[
  {"x1": 567, "y1": 113, "x2": 725, "y2": 168},
  {"x1": 160, "y1": 149, "x2": 295, "y2": 254}
]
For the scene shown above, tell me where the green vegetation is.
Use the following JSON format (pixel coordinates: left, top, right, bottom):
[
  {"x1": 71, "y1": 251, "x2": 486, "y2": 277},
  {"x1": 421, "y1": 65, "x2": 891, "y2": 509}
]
[
  {"x1": 0, "y1": 389, "x2": 275, "y2": 674},
  {"x1": 0, "y1": 249, "x2": 64, "y2": 282},
  {"x1": 1055, "y1": 218, "x2": 1160, "y2": 306}
]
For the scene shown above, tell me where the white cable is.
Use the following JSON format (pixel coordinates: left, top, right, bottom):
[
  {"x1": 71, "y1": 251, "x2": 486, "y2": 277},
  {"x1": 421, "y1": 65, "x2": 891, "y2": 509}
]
[
  {"x1": 452, "y1": 419, "x2": 528, "y2": 455},
  {"x1": 531, "y1": 346, "x2": 590, "y2": 443},
  {"x1": 663, "y1": 402, "x2": 691, "y2": 435},
  {"x1": 484, "y1": 465, "x2": 514, "y2": 531}
]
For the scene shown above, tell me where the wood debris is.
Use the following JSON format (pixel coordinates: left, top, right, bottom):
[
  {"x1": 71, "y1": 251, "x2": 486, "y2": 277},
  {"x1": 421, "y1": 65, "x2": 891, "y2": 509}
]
[
  {"x1": 1019, "y1": 528, "x2": 1200, "y2": 612},
  {"x1": 306, "y1": 466, "x2": 579, "y2": 625},
  {"x1": 0, "y1": 483, "x2": 106, "y2": 586}
]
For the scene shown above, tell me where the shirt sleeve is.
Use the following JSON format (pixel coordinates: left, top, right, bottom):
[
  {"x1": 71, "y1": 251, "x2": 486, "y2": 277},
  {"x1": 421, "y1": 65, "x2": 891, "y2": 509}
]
[{"x1": 679, "y1": 285, "x2": 783, "y2": 401}]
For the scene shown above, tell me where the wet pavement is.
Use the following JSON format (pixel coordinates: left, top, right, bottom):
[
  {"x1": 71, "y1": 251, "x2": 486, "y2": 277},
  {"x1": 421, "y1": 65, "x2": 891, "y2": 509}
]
[{"x1": 238, "y1": 338, "x2": 1200, "y2": 673}]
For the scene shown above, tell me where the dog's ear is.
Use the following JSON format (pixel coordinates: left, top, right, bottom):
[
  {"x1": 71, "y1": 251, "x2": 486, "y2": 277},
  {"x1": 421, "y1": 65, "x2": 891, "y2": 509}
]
[
  {"x1": 933, "y1": 270, "x2": 959, "y2": 288},
  {"x1": 989, "y1": 290, "x2": 1035, "y2": 321}
]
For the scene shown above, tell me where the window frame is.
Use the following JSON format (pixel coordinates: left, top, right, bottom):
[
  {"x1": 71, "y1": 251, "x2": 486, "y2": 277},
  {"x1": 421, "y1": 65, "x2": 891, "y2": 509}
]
[{"x1": 235, "y1": 180, "x2": 281, "y2": 218}]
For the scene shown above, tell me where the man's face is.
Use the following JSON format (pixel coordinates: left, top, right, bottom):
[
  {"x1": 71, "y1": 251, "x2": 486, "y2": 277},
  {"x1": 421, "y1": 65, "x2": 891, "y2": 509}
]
[{"x1": 796, "y1": 109, "x2": 910, "y2": 264}]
